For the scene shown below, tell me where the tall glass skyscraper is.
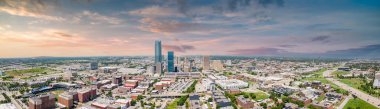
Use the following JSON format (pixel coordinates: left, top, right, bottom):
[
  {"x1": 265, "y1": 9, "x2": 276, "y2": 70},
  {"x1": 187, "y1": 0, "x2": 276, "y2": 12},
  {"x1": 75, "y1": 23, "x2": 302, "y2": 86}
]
[
  {"x1": 155, "y1": 40, "x2": 162, "y2": 63},
  {"x1": 167, "y1": 51, "x2": 174, "y2": 72}
]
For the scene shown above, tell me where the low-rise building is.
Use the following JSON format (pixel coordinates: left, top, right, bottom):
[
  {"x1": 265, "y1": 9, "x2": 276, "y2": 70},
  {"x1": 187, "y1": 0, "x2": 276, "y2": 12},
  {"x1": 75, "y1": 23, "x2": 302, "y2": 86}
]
[
  {"x1": 58, "y1": 93, "x2": 74, "y2": 109},
  {"x1": 78, "y1": 88, "x2": 96, "y2": 103},
  {"x1": 29, "y1": 94, "x2": 55, "y2": 109},
  {"x1": 124, "y1": 80, "x2": 138, "y2": 89},
  {"x1": 189, "y1": 94, "x2": 201, "y2": 109},
  {"x1": 373, "y1": 73, "x2": 380, "y2": 88},
  {"x1": 215, "y1": 79, "x2": 248, "y2": 90},
  {"x1": 325, "y1": 92, "x2": 343, "y2": 100},
  {"x1": 112, "y1": 76, "x2": 122, "y2": 86},
  {"x1": 284, "y1": 103, "x2": 298, "y2": 109},
  {"x1": 236, "y1": 95, "x2": 254, "y2": 109}
]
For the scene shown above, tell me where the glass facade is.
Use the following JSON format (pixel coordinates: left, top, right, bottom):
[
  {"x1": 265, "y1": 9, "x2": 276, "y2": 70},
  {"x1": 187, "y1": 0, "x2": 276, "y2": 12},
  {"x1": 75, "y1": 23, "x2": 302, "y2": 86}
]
[
  {"x1": 167, "y1": 51, "x2": 174, "y2": 72},
  {"x1": 155, "y1": 40, "x2": 162, "y2": 63}
]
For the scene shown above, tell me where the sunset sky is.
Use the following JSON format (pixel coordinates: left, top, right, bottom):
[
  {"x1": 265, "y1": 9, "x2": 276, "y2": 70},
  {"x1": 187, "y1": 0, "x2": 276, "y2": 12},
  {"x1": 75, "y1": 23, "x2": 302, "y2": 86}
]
[{"x1": 0, "y1": 0, "x2": 379, "y2": 58}]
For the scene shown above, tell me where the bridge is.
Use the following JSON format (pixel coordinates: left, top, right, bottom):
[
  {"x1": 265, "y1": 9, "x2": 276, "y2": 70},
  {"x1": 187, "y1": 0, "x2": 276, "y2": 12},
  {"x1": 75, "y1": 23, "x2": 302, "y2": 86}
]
[{"x1": 144, "y1": 93, "x2": 188, "y2": 98}]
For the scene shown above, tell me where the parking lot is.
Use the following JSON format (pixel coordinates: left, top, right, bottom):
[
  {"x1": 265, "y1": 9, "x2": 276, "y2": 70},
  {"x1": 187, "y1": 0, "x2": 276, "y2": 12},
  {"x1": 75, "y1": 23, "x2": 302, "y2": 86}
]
[{"x1": 163, "y1": 79, "x2": 193, "y2": 94}]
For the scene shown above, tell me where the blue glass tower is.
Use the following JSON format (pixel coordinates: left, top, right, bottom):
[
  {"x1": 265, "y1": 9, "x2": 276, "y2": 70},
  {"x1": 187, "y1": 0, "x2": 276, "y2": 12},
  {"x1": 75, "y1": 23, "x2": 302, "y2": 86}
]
[
  {"x1": 155, "y1": 40, "x2": 162, "y2": 63},
  {"x1": 167, "y1": 51, "x2": 174, "y2": 72}
]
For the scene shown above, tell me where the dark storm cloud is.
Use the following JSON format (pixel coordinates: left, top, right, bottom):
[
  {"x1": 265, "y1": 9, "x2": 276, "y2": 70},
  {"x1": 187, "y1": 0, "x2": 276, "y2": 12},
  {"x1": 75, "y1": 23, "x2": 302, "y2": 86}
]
[
  {"x1": 163, "y1": 44, "x2": 195, "y2": 53},
  {"x1": 322, "y1": 44, "x2": 380, "y2": 58}
]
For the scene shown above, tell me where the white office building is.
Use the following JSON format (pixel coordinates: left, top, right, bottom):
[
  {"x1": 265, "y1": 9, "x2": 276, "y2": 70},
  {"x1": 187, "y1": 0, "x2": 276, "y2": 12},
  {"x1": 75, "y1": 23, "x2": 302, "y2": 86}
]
[
  {"x1": 373, "y1": 73, "x2": 380, "y2": 88},
  {"x1": 201, "y1": 79, "x2": 215, "y2": 92},
  {"x1": 215, "y1": 79, "x2": 248, "y2": 90}
]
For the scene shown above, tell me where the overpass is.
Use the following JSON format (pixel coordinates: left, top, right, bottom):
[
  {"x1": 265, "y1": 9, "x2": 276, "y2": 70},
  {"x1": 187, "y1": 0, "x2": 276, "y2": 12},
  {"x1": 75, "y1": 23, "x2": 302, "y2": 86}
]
[{"x1": 144, "y1": 93, "x2": 188, "y2": 98}]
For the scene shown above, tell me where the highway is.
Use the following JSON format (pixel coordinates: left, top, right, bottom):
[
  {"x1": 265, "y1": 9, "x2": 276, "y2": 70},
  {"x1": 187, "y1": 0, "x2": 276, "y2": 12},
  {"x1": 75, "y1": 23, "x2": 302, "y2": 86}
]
[{"x1": 323, "y1": 69, "x2": 380, "y2": 108}]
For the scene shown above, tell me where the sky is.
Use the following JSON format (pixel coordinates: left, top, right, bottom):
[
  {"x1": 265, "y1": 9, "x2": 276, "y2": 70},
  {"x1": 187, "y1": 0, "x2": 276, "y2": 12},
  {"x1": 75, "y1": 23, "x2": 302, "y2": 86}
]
[{"x1": 0, "y1": 0, "x2": 379, "y2": 58}]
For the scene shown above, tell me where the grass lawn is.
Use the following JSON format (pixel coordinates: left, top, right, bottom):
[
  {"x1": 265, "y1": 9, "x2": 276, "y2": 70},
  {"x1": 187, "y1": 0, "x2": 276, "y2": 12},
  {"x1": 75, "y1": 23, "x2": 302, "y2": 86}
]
[
  {"x1": 339, "y1": 78, "x2": 380, "y2": 97},
  {"x1": 5, "y1": 68, "x2": 51, "y2": 78},
  {"x1": 301, "y1": 68, "x2": 336, "y2": 87},
  {"x1": 207, "y1": 102, "x2": 211, "y2": 109},
  {"x1": 315, "y1": 95, "x2": 325, "y2": 102},
  {"x1": 343, "y1": 98, "x2": 377, "y2": 109},
  {"x1": 332, "y1": 71, "x2": 350, "y2": 76},
  {"x1": 339, "y1": 78, "x2": 364, "y2": 89},
  {"x1": 301, "y1": 68, "x2": 348, "y2": 94},
  {"x1": 167, "y1": 99, "x2": 179, "y2": 109},
  {"x1": 254, "y1": 92, "x2": 269, "y2": 101},
  {"x1": 52, "y1": 90, "x2": 65, "y2": 98}
]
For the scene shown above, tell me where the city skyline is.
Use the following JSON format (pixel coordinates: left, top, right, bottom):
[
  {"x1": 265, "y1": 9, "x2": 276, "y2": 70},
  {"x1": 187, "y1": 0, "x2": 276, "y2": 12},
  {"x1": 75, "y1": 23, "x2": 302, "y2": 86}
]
[{"x1": 0, "y1": 0, "x2": 379, "y2": 58}]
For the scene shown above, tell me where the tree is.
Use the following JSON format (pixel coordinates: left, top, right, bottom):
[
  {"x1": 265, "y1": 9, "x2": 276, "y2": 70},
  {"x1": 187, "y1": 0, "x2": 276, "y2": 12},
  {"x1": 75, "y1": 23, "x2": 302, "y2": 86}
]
[
  {"x1": 243, "y1": 94, "x2": 249, "y2": 98},
  {"x1": 185, "y1": 101, "x2": 190, "y2": 109},
  {"x1": 140, "y1": 101, "x2": 144, "y2": 108},
  {"x1": 131, "y1": 100, "x2": 136, "y2": 106},
  {"x1": 250, "y1": 93, "x2": 256, "y2": 99},
  {"x1": 352, "y1": 94, "x2": 357, "y2": 99},
  {"x1": 178, "y1": 95, "x2": 189, "y2": 106},
  {"x1": 106, "y1": 91, "x2": 112, "y2": 97},
  {"x1": 137, "y1": 95, "x2": 144, "y2": 101},
  {"x1": 216, "y1": 105, "x2": 221, "y2": 109},
  {"x1": 208, "y1": 98, "x2": 213, "y2": 102},
  {"x1": 260, "y1": 103, "x2": 267, "y2": 108}
]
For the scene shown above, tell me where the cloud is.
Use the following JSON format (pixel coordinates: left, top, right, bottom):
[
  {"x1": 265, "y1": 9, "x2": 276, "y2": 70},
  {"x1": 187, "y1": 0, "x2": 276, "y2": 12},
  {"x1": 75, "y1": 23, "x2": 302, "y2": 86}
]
[
  {"x1": 139, "y1": 17, "x2": 211, "y2": 33},
  {"x1": 305, "y1": 23, "x2": 352, "y2": 32},
  {"x1": 257, "y1": 0, "x2": 284, "y2": 7},
  {"x1": 127, "y1": 6, "x2": 183, "y2": 17},
  {"x1": 80, "y1": 10, "x2": 123, "y2": 24},
  {"x1": 278, "y1": 44, "x2": 297, "y2": 48},
  {"x1": 310, "y1": 35, "x2": 330, "y2": 42},
  {"x1": 163, "y1": 44, "x2": 195, "y2": 53},
  {"x1": 53, "y1": 32, "x2": 74, "y2": 38},
  {"x1": 0, "y1": 0, "x2": 65, "y2": 21},
  {"x1": 322, "y1": 44, "x2": 380, "y2": 58},
  {"x1": 228, "y1": 47, "x2": 286, "y2": 55},
  {"x1": 176, "y1": 0, "x2": 188, "y2": 14}
]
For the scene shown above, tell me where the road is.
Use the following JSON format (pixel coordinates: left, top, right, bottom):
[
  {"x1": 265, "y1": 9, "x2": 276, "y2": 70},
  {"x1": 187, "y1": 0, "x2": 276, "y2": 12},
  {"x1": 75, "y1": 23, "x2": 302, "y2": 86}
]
[
  {"x1": 4, "y1": 92, "x2": 23, "y2": 109},
  {"x1": 323, "y1": 69, "x2": 380, "y2": 108},
  {"x1": 337, "y1": 95, "x2": 352, "y2": 109}
]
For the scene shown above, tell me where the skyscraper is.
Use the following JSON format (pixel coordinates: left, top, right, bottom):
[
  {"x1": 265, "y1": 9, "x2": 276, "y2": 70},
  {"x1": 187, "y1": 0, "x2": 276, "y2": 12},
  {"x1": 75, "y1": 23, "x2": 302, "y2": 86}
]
[
  {"x1": 203, "y1": 56, "x2": 210, "y2": 70},
  {"x1": 154, "y1": 40, "x2": 163, "y2": 75},
  {"x1": 167, "y1": 51, "x2": 174, "y2": 72},
  {"x1": 155, "y1": 40, "x2": 162, "y2": 63}
]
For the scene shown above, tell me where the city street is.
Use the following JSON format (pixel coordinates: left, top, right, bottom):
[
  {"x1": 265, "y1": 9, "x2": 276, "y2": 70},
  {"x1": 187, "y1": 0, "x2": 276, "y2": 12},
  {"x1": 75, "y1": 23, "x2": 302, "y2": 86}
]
[
  {"x1": 323, "y1": 69, "x2": 380, "y2": 108},
  {"x1": 337, "y1": 95, "x2": 352, "y2": 109}
]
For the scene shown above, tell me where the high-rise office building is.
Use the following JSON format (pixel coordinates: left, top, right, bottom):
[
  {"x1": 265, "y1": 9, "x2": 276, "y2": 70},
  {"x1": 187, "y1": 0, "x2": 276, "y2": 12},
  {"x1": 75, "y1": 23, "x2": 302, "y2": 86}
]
[
  {"x1": 155, "y1": 62, "x2": 162, "y2": 74},
  {"x1": 89, "y1": 62, "x2": 98, "y2": 70},
  {"x1": 155, "y1": 40, "x2": 162, "y2": 63},
  {"x1": 154, "y1": 40, "x2": 163, "y2": 75},
  {"x1": 189, "y1": 59, "x2": 194, "y2": 72},
  {"x1": 167, "y1": 51, "x2": 174, "y2": 72},
  {"x1": 203, "y1": 56, "x2": 210, "y2": 70},
  {"x1": 211, "y1": 60, "x2": 224, "y2": 71}
]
